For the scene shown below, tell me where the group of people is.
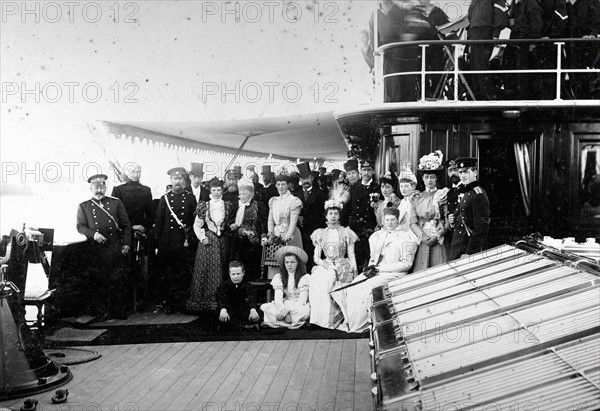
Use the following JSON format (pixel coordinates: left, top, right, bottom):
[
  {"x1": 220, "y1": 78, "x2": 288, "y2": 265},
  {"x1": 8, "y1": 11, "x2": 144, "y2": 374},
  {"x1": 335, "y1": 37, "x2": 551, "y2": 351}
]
[
  {"x1": 364, "y1": 0, "x2": 600, "y2": 101},
  {"x1": 74, "y1": 153, "x2": 490, "y2": 332}
]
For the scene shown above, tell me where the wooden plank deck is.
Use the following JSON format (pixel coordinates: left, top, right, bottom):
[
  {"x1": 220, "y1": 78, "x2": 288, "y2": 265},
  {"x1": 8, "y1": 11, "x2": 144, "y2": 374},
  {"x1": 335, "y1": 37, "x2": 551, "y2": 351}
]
[{"x1": 4, "y1": 339, "x2": 371, "y2": 410}]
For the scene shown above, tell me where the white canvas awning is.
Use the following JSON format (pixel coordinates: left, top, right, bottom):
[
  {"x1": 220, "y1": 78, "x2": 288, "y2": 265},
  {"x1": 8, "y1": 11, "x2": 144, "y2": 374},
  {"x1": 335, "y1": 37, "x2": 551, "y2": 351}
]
[{"x1": 101, "y1": 111, "x2": 349, "y2": 161}]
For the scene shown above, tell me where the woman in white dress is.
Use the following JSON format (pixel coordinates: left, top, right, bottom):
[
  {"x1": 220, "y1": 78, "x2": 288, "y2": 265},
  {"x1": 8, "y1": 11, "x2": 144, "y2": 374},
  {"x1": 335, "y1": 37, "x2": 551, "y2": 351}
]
[
  {"x1": 308, "y1": 200, "x2": 358, "y2": 329},
  {"x1": 398, "y1": 177, "x2": 419, "y2": 232},
  {"x1": 261, "y1": 173, "x2": 304, "y2": 277},
  {"x1": 331, "y1": 207, "x2": 419, "y2": 333},
  {"x1": 260, "y1": 245, "x2": 311, "y2": 329}
]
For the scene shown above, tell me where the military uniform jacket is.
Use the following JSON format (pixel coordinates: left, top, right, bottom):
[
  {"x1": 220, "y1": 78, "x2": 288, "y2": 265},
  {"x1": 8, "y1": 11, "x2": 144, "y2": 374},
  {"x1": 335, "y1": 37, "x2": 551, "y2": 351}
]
[
  {"x1": 446, "y1": 183, "x2": 466, "y2": 216},
  {"x1": 541, "y1": 0, "x2": 568, "y2": 37},
  {"x1": 510, "y1": 0, "x2": 545, "y2": 39},
  {"x1": 346, "y1": 182, "x2": 377, "y2": 231},
  {"x1": 568, "y1": 0, "x2": 600, "y2": 37},
  {"x1": 111, "y1": 181, "x2": 153, "y2": 228},
  {"x1": 77, "y1": 196, "x2": 132, "y2": 245},
  {"x1": 154, "y1": 190, "x2": 197, "y2": 250},
  {"x1": 449, "y1": 182, "x2": 490, "y2": 259},
  {"x1": 468, "y1": 0, "x2": 509, "y2": 37},
  {"x1": 362, "y1": 180, "x2": 381, "y2": 198}
]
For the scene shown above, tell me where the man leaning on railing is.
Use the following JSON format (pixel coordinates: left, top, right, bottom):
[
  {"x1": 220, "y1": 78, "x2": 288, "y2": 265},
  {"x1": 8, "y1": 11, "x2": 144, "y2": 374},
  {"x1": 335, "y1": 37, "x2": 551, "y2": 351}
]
[{"x1": 467, "y1": 0, "x2": 510, "y2": 100}]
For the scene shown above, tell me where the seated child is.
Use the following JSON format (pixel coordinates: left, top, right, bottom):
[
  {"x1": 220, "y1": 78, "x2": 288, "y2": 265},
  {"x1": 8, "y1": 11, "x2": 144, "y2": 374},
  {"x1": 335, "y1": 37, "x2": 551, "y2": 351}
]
[
  {"x1": 260, "y1": 246, "x2": 310, "y2": 329},
  {"x1": 216, "y1": 260, "x2": 261, "y2": 329}
]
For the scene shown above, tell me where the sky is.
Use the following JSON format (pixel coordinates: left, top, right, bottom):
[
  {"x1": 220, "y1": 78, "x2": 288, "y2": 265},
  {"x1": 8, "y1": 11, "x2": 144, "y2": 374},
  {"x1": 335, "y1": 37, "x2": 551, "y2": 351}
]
[{"x1": 0, "y1": 0, "x2": 466, "y2": 240}]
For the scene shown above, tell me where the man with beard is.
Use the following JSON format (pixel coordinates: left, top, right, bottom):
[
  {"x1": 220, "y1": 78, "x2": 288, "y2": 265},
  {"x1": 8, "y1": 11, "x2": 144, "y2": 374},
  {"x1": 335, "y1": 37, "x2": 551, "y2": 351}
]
[
  {"x1": 77, "y1": 174, "x2": 132, "y2": 320},
  {"x1": 185, "y1": 162, "x2": 210, "y2": 203},
  {"x1": 293, "y1": 162, "x2": 327, "y2": 272},
  {"x1": 229, "y1": 184, "x2": 268, "y2": 280},
  {"x1": 153, "y1": 167, "x2": 197, "y2": 314},
  {"x1": 111, "y1": 164, "x2": 153, "y2": 311},
  {"x1": 443, "y1": 160, "x2": 466, "y2": 256},
  {"x1": 360, "y1": 160, "x2": 380, "y2": 199},
  {"x1": 342, "y1": 159, "x2": 377, "y2": 268},
  {"x1": 222, "y1": 166, "x2": 242, "y2": 203},
  {"x1": 448, "y1": 158, "x2": 491, "y2": 261}
]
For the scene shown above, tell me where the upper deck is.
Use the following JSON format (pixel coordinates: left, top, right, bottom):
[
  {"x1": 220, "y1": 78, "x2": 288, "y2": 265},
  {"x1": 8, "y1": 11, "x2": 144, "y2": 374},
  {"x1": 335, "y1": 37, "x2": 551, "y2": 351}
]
[
  {"x1": 334, "y1": 36, "x2": 600, "y2": 243},
  {"x1": 335, "y1": 37, "x2": 600, "y2": 121}
]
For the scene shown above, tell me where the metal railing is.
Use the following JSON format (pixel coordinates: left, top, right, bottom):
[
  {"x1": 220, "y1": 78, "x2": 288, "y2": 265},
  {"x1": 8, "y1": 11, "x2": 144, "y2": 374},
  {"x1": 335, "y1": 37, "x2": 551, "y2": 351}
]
[{"x1": 373, "y1": 37, "x2": 600, "y2": 105}]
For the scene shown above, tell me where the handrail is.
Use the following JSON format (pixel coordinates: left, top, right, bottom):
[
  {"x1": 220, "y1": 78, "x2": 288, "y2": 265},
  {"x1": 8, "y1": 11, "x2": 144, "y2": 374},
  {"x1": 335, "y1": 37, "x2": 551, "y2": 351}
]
[
  {"x1": 376, "y1": 37, "x2": 600, "y2": 51},
  {"x1": 373, "y1": 37, "x2": 600, "y2": 104}
]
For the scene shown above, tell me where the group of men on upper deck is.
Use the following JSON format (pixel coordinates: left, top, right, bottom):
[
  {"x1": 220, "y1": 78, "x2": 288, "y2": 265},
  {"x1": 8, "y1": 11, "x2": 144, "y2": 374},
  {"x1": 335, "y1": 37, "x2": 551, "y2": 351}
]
[{"x1": 365, "y1": 0, "x2": 600, "y2": 101}]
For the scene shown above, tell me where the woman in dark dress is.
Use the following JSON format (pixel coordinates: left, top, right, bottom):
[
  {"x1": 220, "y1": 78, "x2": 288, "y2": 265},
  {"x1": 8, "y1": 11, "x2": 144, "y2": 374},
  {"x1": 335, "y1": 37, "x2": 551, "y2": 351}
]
[{"x1": 187, "y1": 178, "x2": 235, "y2": 312}]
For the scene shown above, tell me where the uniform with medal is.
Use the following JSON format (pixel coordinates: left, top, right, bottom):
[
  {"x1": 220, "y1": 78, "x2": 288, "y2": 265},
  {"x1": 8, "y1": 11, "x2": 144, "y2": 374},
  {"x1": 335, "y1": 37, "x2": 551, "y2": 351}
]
[
  {"x1": 448, "y1": 158, "x2": 491, "y2": 261},
  {"x1": 153, "y1": 167, "x2": 198, "y2": 313},
  {"x1": 76, "y1": 174, "x2": 132, "y2": 319}
]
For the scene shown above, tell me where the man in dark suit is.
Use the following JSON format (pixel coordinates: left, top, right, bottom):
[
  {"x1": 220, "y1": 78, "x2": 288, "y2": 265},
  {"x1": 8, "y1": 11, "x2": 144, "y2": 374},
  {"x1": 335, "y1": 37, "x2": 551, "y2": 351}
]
[
  {"x1": 448, "y1": 158, "x2": 491, "y2": 261},
  {"x1": 185, "y1": 162, "x2": 210, "y2": 203},
  {"x1": 261, "y1": 165, "x2": 279, "y2": 204},
  {"x1": 153, "y1": 167, "x2": 197, "y2": 314},
  {"x1": 77, "y1": 174, "x2": 132, "y2": 319},
  {"x1": 111, "y1": 164, "x2": 154, "y2": 311},
  {"x1": 292, "y1": 162, "x2": 327, "y2": 272},
  {"x1": 229, "y1": 184, "x2": 268, "y2": 280},
  {"x1": 343, "y1": 159, "x2": 377, "y2": 268}
]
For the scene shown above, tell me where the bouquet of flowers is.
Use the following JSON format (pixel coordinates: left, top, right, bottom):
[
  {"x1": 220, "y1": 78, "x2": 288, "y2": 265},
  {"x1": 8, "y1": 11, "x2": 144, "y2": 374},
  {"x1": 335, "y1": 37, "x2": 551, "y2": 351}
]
[{"x1": 418, "y1": 150, "x2": 444, "y2": 171}]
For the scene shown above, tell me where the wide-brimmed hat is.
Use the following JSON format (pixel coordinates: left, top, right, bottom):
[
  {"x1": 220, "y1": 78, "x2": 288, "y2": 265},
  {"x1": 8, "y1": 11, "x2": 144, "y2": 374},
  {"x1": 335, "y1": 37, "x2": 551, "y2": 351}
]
[
  {"x1": 275, "y1": 245, "x2": 308, "y2": 266},
  {"x1": 417, "y1": 151, "x2": 445, "y2": 174}
]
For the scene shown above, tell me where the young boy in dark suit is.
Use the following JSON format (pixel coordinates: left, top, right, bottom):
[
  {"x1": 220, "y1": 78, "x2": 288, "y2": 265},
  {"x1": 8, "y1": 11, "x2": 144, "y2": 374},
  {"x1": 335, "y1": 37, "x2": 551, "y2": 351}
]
[{"x1": 216, "y1": 260, "x2": 261, "y2": 330}]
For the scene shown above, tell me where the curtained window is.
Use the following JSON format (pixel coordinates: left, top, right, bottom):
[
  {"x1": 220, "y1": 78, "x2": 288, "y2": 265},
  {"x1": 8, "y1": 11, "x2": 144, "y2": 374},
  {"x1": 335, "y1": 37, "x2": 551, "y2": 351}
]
[
  {"x1": 580, "y1": 144, "x2": 600, "y2": 215},
  {"x1": 514, "y1": 141, "x2": 533, "y2": 216}
]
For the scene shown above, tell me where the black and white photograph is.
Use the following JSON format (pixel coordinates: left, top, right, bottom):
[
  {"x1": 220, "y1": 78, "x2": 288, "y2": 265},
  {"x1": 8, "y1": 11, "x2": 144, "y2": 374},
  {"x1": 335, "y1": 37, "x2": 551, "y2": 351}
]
[{"x1": 1, "y1": 0, "x2": 599, "y2": 409}]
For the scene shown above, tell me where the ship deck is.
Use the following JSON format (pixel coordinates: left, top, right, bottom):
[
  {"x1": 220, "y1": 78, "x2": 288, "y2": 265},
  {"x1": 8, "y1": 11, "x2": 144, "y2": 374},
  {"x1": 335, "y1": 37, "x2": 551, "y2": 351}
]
[{"x1": 4, "y1": 312, "x2": 373, "y2": 410}]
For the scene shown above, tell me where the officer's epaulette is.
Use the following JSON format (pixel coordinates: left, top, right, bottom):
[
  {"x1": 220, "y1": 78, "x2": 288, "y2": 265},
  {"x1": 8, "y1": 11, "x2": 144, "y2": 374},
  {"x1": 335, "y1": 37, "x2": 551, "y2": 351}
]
[
  {"x1": 105, "y1": 195, "x2": 119, "y2": 200},
  {"x1": 473, "y1": 186, "x2": 483, "y2": 194}
]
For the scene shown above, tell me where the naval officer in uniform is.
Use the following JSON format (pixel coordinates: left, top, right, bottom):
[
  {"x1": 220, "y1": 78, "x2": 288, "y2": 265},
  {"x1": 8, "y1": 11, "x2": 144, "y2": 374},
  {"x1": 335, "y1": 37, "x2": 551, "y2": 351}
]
[
  {"x1": 153, "y1": 167, "x2": 198, "y2": 314},
  {"x1": 448, "y1": 158, "x2": 491, "y2": 261},
  {"x1": 76, "y1": 174, "x2": 132, "y2": 319}
]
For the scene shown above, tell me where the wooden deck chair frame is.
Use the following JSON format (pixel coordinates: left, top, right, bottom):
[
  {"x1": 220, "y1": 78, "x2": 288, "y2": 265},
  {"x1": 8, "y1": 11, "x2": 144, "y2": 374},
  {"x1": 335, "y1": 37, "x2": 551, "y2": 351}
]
[{"x1": 433, "y1": 17, "x2": 476, "y2": 101}]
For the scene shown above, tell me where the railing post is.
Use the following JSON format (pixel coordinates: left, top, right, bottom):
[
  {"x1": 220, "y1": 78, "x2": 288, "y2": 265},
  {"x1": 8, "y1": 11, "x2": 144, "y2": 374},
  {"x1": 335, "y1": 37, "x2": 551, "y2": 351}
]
[
  {"x1": 374, "y1": 50, "x2": 384, "y2": 103},
  {"x1": 421, "y1": 44, "x2": 428, "y2": 102},
  {"x1": 453, "y1": 43, "x2": 459, "y2": 102},
  {"x1": 555, "y1": 42, "x2": 564, "y2": 101}
]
